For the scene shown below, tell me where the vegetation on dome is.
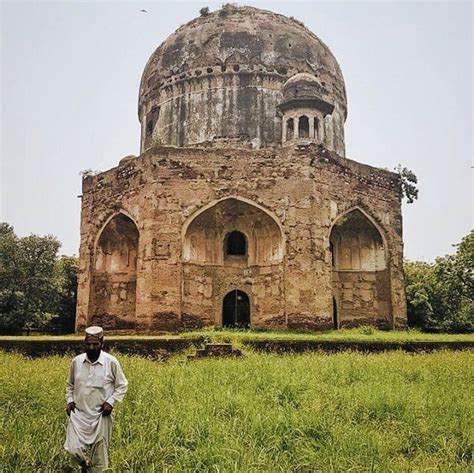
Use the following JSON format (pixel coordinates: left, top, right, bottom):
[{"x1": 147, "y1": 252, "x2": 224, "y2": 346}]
[
  {"x1": 199, "y1": 6, "x2": 210, "y2": 17},
  {"x1": 289, "y1": 15, "x2": 305, "y2": 27},
  {"x1": 219, "y1": 3, "x2": 239, "y2": 16}
]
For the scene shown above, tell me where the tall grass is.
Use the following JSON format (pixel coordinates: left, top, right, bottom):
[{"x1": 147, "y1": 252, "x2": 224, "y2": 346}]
[
  {"x1": 180, "y1": 326, "x2": 474, "y2": 344},
  {"x1": 1, "y1": 350, "x2": 472, "y2": 471},
  {"x1": 1, "y1": 327, "x2": 473, "y2": 343}
]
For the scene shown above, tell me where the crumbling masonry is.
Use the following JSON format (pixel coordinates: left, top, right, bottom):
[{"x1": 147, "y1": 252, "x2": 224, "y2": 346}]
[{"x1": 76, "y1": 6, "x2": 407, "y2": 331}]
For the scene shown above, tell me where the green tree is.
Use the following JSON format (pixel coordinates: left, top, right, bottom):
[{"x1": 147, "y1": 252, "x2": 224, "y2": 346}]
[
  {"x1": 0, "y1": 223, "x2": 25, "y2": 333},
  {"x1": 404, "y1": 261, "x2": 436, "y2": 329},
  {"x1": 405, "y1": 230, "x2": 474, "y2": 333},
  {"x1": 53, "y1": 255, "x2": 78, "y2": 333},
  {"x1": 434, "y1": 230, "x2": 473, "y2": 332},
  {"x1": 0, "y1": 224, "x2": 77, "y2": 334}
]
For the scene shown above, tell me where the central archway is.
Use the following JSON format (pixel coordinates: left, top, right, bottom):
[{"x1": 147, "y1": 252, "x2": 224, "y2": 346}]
[
  {"x1": 182, "y1": 197, "x2": 284, "y2": 265},
  {"x1": 222, "y1": 290, "x2": 250, "y2": 328}
]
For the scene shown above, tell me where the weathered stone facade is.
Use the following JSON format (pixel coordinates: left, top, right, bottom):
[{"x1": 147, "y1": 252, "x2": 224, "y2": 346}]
[{"x1": 76, "y1": 6, "x2": 406, "y2": 331}]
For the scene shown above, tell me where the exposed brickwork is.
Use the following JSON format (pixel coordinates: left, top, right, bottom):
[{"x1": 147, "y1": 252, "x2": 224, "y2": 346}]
[
  {"x1": 76, "y1": 6, "x2": 407, "y2": 331},
  {"x1": 76, "y1": 144, "x2": 406, "y2": 331}
]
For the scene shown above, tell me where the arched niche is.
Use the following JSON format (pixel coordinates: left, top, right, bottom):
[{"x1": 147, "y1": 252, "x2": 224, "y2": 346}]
[
  {"x1": 183, "y1": 197, "x2": 284, "y2": 266},
  {"x1": 95, "y1": 213, "x2": 139, "y2": 273},
  {"x1": 90, "y1": 212, "x2": 139, "y2": 328},
  {"x1": 299, "y1": 115, "x2": 309, "y2": 138},
  {"x1": 329, "y1": 209, "x2": 386, "y2": 271},
  {"x1": 224, "y1": 230, "x2": 247, "y2": 257}
]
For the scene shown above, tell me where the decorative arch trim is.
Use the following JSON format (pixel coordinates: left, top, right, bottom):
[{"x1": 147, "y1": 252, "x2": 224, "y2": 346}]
[
  {"x1": 329, "y1": 205, "x2": 388, "y2": 251},
  {"x1": 93, "y1": 209, "x2": 140, "y2": 250},
  {"x1": 329, "y1": 206, "x2": 388, "y2": 270},
  {"x1": 181, "y1": 195, "x2": 285, "y2": 246}
]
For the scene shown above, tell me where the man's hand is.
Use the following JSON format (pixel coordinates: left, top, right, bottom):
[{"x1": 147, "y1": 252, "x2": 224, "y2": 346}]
[
  {"x1": 100, "y1": 402, "x2": 113, "y2": 416},
  {"x1": 66, "y1": 402, "x2": 76, "y2": 416}
]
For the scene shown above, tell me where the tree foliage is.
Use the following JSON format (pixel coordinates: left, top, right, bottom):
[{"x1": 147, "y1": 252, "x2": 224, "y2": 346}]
[
  {"x1": 0, "y1": 223, "x2": 78, "y2": 334},
  {"x1": 395, "y1": 164, "x2": 418, "y2": 204},
  {"x1": 405, "y1": 230, "x2": 473, "y2": 333}
]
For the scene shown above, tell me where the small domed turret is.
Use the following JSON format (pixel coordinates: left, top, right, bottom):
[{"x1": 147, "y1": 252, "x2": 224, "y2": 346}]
[{"x1": 279, "y1": 73, "x2": 335, "y2": 147}]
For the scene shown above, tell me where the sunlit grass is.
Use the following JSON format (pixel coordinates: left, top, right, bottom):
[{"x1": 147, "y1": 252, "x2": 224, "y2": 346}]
[
  {"x1": 1, "y1": 350, "x2": 472, "y2": 471},
  {"x1": 181, "y1": 326, "x2": 474, "y2": 344}
]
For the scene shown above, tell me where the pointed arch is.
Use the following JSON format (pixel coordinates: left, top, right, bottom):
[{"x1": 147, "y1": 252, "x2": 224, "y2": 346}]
[
  {"x1": 94, "y1": 209, "x2": 140, "y2": 250},
  {"x1": 182, "y1": 196, "x2": 285, "y2": 239},
  {"x1": 298, "y1": 115, "x2": 309, "y2": 138},
  {"x1": 329, "y1": 206, "x2": 387, "y2": 249},
  {"x1": 95, "y1": 212, "x2": 139, "y2": 273},
  {"x1": 329, "y1": 207, "x2": 386, "y2": 271},
  {"x1": 182, "y1": 196, "x2": 285, "y2": 265},
  {"x1": 89, "y1": 211, "x2": 139, "y2": 329}
]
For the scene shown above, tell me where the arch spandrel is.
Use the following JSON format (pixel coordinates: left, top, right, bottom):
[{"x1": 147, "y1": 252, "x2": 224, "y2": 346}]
[{"x1": 182, "y1": 196, "x2": 285, "y2": 265}]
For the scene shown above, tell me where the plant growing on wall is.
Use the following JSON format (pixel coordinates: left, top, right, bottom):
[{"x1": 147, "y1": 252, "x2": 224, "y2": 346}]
[
  {"x1": 79, "y1": 169, "x2": 99, "y2": 178},
  {"x1": 219, "y1": 3, "x2": 238, "y2": 16},
  {"x1": 395, "y1": 164, "x2": 418, "y2": 204}
]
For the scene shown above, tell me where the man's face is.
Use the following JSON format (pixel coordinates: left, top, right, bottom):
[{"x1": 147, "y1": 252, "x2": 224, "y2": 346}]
[{"x1": 85, "y1": 336, "x2": 103, "y2": 361}]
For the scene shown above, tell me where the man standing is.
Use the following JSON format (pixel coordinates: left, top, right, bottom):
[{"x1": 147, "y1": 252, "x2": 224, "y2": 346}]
[{"x1": 65, "y1": 326, "x2": 128, "y2": 472}]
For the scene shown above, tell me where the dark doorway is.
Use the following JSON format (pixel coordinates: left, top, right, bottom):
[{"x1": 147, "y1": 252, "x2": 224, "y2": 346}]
[
  {"x1": 225, "y1": 231, "x2": 247, "y2": 256},
  {"x1": 333, "y1": 297, "x2": 338, "y2": 329},
  {"x1": 223, "y1": 290, "x2": 250, "y2": 328}
]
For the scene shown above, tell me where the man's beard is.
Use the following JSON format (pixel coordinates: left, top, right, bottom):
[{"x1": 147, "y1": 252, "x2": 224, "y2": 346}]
[{"x1": 86, "y1": 348, "x2": 101, "y2": 361}]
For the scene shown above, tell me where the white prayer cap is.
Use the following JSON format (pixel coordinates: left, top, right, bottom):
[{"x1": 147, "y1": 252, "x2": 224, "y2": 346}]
[{"x1": 85, "y1": 326, "x2": 104, "y2": 339}]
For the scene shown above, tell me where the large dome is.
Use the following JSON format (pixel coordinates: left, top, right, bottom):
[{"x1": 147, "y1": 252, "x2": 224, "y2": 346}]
[{"x1": 139, "y1": 5, "x2": 347, "y2": 154}]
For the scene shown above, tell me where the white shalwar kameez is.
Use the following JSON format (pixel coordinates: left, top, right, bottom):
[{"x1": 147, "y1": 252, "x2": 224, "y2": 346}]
[{"x1": 64, "y1": 351, "x2": 128, "y2": 471}]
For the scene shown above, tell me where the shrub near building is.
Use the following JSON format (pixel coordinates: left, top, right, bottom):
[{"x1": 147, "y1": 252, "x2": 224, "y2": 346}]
[{"x1": 405, "y1": 230, "x2": 473, "y2": 333}]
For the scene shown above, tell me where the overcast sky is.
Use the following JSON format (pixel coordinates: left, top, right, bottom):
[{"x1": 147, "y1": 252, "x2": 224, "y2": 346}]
[{"x1": 1, "y1": 1, "x2": 472, "y2": 261}]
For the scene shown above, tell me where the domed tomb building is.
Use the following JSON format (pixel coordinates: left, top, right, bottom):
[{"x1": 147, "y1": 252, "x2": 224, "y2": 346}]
[{"x1": 76, "y1": 5, "x2": 407, "y2": 331}]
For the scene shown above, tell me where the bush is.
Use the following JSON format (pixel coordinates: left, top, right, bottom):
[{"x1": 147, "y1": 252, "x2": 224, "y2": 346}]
[
  {"x1": 405, "y1": 230, "x2": 473, "y2": 333},
  {"x1": 219, "y1": 3, "x2": 238, "y2": 16}
]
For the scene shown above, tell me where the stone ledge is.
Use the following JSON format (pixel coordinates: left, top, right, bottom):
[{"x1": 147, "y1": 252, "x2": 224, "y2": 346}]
[
  {"x1": 0, "y1": 338, "x2": 203, "y2": 359},
  {"x1": 1, "y1": 338, "x2": 472, "y2": 358}
]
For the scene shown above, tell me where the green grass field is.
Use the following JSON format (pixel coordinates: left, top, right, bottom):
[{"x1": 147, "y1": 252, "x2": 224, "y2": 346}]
[
  {"x1": 1, "y1": 350, "x2": 472, "y2": 472},
  {"x1": 180, "y1": 327, "x2": 474, "y2": 345},
  {"x1": 1, "y1": 327, "x2": 474, "y2": 343}
]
